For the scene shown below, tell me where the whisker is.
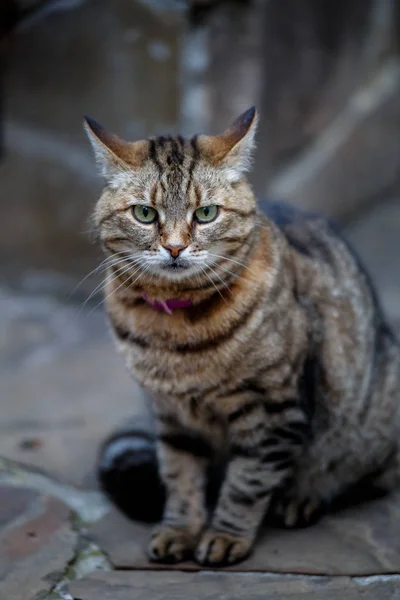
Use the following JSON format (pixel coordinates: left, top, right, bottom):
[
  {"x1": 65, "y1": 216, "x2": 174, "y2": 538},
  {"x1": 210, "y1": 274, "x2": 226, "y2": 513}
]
[
  {"x1": 207, "y1": 264, "x2": 233, "y2": 296},
  {"x1": 207, "y1": 259, "x2": 245, "y2": 283},
  {"x1": 69, "y1": 253, "x2": 128, "y2": 299},
  {"x1": 79, "y1": 272, "x2": 118, "y2": 314},
  {"x1": 86, "y1": 263, "x2": 145, "y2": 316},
  {"x1": 199, "y1": 265, "x2": 228, "y2": 304},
  {"x1": 254, "y1": 221, "x2": 271, "y2": 231},
  {"x1": 207, "y1": 252, "x2": 257, "y2": 277},
  {"x1": 80, "y1": 259, "x2": 143, "y2": 312},
  {"x1": 80, "y1": 260, "x2": 135, "y2": 306},
  {"x1": 78, "y1": 228, "x2": 98, "y2": 235}
]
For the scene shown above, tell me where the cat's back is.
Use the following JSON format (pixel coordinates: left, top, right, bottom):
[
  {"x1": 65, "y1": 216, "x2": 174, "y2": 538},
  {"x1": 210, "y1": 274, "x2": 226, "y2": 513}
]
[
  {"x1": 263, "y1": 200, "x2": 345, "y2": 263},
  {"x1": 263, "y1": 199, "x2": 379, "y2": 304},
  {"x1": 264, "y1": 200, "x2": 400, "y2": 409}
]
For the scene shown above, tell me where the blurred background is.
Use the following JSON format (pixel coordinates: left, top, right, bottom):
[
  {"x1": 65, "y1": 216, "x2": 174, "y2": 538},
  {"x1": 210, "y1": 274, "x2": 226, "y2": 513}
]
[{"x1": 1, "y1": 0, "x2": 399, "y2": 488}]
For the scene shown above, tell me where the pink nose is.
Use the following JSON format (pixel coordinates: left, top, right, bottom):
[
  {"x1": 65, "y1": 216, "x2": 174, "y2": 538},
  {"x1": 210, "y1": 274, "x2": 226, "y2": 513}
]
[{"x1": 163, "y1": 243, "x2": 187, "y2": 258}]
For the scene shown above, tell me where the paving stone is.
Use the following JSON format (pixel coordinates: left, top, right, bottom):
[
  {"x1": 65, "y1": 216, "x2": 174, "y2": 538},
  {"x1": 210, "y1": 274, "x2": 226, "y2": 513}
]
[
  {"x1": 0, "y1": 324, "x2": 148, "y2": 488},
  {"x1": 90, "y1": 489, "x2": 400, "y2": 576},
  {"x1": 69, "y1": 571, "x2": 400, "y2": 600},
  {"x1": 0, "y1": 290, "x2": 105, "y2": 371},
  {"x1": 0, "y1": 484, "x2": 77, "y2": 600},
  {"x1": 0, "y1": 485, "x2": 38, "y2": 528},
  {"x1": 0, "y1": 457, "x2": 111, "y2": 527}
]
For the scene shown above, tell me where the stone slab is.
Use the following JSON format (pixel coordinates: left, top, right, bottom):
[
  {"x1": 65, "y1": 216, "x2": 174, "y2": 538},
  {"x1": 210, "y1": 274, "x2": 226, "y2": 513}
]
[
  {"x1": 69, "y1": 571, "x2": 400, "y2": 600},
  {"x1": 0, "y1": 484, "x2": 76, "y2": 600},
  {"x1": 0, "y1": 317, "x2": 148, "y2": 488},
  {"x1": 90, "y1": 490, "x2": 400, "y2": 576},
  {"x1": 0, "y1": 290, "x2": 105, "y2": 372},
  {"x1": 0, "y1": 485, "x2": 38, "y2": 529}
]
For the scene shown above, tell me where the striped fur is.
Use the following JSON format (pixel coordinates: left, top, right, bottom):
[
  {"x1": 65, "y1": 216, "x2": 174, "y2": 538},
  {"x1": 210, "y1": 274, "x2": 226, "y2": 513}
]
[{"x1": 85, "y1": 108, "x2": 400, "y2": 566}]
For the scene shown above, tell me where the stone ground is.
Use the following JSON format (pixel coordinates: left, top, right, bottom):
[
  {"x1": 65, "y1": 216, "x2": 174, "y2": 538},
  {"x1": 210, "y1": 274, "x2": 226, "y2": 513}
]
[{"x1": 1, "y1": 200, "x2": 400, "y2": 599}]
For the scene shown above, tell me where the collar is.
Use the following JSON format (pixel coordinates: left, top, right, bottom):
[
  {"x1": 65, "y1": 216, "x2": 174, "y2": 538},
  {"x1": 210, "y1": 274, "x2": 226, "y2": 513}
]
[{"x1": 141, "y1": 293, "x2": 192, "y2": 315}]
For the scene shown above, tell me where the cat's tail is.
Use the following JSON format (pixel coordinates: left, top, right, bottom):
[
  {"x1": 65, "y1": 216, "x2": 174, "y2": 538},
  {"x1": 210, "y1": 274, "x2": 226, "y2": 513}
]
[{"x1": 98, "y1": 426, "x2": 165, "y2": 523}]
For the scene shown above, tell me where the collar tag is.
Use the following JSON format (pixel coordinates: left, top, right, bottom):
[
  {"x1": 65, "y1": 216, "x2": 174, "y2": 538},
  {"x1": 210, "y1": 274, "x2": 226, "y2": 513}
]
[{"x1": 142, "y1": 294, "x2": 192, "y2": 314}]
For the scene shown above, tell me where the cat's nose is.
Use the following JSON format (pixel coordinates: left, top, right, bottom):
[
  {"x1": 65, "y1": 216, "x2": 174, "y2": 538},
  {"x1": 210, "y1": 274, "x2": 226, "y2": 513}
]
[{"x1": 163, "y1": 243, "x2": 188, "y2": 258}]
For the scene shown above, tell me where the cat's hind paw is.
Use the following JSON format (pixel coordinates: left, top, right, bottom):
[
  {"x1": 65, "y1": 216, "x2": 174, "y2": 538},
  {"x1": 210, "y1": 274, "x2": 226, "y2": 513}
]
[
  {"x1": 195, "y1": 530, "x2": 253, "y2": 566},
  {"x1": 271, "y1": 494, "x2": 325, "y2": 528}
]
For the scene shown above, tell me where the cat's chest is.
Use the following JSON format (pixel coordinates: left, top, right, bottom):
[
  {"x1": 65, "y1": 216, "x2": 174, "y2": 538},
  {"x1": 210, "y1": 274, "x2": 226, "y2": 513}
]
[
  {"x1": 115, "y1": 313, "x2": 235, "y2": 387},
  {"x1": 111, "y1": 291, "x2": 304, "y2": 399},
  {"x1": 116, "y1": 313, "x2": 298, "y2": 400},
  {"x1": 127, "y1": 342, "x2": 233, "y2": 398}
]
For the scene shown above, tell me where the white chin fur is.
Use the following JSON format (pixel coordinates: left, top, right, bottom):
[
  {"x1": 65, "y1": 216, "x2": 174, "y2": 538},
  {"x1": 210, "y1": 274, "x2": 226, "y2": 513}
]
[{"x1": 149, "y1": 264, "x2": 203, "y2": 282}]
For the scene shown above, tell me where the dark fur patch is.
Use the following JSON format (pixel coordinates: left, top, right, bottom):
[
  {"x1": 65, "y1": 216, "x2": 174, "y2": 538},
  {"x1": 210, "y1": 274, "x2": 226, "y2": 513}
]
[
  {"x1": 227, "y1": 400, "x2": 260, "y2": 423},
  {"x1": 111, "y1": 320, "x2": 149, "y2": 348},
  {"x1": 97, "y1": 431, "x2": 164, "y2": 523},
  {"x1": 272, "y1": 427, "x2": 305, "y2": 445},
  {"x1": 230, "y1": 443, "x2": 260, "y2": 458},
  {"x1": 228, "y1": 487, "x2": 254, "y2": 507},
  {"x1": 216, "y1": 519, "x2": 245, "y2": 534},
  {"x1": 223, "y1": 379, "x2": 266, "y2": 399},
  {"x1": 261, "y1": 438, "x2": 281, "y2": 448},
  {"x1": 263, "y1": 399, "x2": 300, "y2": 414},
  {"x1": 273, "y1": 458, "x2": 295, "y2": 471},
  {"x1": 113, "y1": 324, "x2": 130, "y2": 341},
  {"x1": 298, "y1": 353, "x2": 317, "y2": 423},
  {"x1": 255, "y1": 488, "x2": 273, "y2": 500},
  {"x1": 159, "y1": 433, "x2": 214, "y2": 459},
  {"x1": 262, "y1": 450, "x2": 293, "y2": 464},
  {"x1": 149, "y1": 139, "x2": 163, "y2": 172}
]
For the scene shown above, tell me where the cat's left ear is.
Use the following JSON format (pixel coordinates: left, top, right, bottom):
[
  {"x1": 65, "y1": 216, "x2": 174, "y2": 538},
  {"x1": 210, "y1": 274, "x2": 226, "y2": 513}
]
[
  {"x1": 83, "y1": 116, "x2": 147, "y2": 186},
  {"x1": 198, "y1": 107, "x2": 258, "y2": 182}
]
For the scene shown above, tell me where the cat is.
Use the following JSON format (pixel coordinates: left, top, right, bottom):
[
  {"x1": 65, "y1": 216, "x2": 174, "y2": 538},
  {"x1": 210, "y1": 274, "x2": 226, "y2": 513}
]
[{"x1": 84, "y1": 107, "x2": 400, "y2": 566}]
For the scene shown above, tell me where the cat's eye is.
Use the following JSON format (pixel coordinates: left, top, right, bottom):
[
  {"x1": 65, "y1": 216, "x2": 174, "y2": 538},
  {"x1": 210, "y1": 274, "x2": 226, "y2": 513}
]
[
  {"x1": 194, "y1": 205, "x2": 219, "y2": 224},
  {"x1": 132, "y1": 205, "x2": 158, "y2": 224}
]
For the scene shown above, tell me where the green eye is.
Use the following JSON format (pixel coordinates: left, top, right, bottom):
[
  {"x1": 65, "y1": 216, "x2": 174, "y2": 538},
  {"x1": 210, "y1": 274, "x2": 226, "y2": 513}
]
[
  {"x1": 132, "y1": 205, "x2": 158, "y2": 224},
  {"x1": 194, "y1": 205, "x2": 219, "y2": 224}
]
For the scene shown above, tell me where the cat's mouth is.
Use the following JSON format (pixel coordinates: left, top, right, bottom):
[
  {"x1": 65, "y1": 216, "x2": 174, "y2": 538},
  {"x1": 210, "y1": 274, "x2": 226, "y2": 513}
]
[
  {"x1": 156, "y1": 258, "x2": 201, "y2": 280},
  {"x1": 165, "y1": 261, "x2": 189, "y2": 272}
]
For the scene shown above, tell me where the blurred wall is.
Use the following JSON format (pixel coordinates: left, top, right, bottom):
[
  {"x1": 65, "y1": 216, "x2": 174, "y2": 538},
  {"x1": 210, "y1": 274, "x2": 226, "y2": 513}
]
[
  {"x1": 184, "y1": 0, "x2": 400, "y2": 215},
  {"x1": 2, "y1": 0, "x2": 181, "y2": 297},
  {"x1": 1, "y1": 0, "x2": 399, "y2": 298}
]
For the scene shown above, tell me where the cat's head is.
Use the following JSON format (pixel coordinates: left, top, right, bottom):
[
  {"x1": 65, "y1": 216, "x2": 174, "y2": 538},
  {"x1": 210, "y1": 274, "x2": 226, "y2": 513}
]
[{"x1": 84, "y1": 108, "x2": 258, "y2": 286}]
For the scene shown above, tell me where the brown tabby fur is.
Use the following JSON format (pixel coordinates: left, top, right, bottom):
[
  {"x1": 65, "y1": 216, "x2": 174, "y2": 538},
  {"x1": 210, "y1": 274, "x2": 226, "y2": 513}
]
[{"x1": 84, "y1": 108, "x2": 400, "y2": 566}]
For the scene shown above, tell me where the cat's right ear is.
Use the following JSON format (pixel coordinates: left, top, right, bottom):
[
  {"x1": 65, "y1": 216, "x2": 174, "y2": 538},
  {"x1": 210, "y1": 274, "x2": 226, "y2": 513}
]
[
  {"x1": 83, "y1": 116, "x2": 147, "y2": 186},
  {"x1": 197, "y1": 107, "x2": 258, "y2": 182}
]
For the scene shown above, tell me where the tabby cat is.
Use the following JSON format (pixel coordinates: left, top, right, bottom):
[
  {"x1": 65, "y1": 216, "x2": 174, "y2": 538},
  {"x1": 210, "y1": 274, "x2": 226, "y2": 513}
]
[{"x1": 84, "y1": 107, "x2": 400, "y2": 566}]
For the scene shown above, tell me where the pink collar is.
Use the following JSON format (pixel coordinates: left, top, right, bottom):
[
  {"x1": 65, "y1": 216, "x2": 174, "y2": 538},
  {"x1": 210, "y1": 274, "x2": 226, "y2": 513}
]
[{"x1": 141, "y1": 293, "x2": 192, "y2": 315}]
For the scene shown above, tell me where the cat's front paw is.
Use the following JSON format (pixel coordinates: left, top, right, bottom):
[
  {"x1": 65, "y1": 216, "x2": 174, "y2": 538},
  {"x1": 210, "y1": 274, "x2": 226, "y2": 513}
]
[
  {"x1": 148, "y1": 525, "x2": 197, "y2": 563},
  {"x1": 195, "y1": 529, "x2": 253, "y2": 566}
]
